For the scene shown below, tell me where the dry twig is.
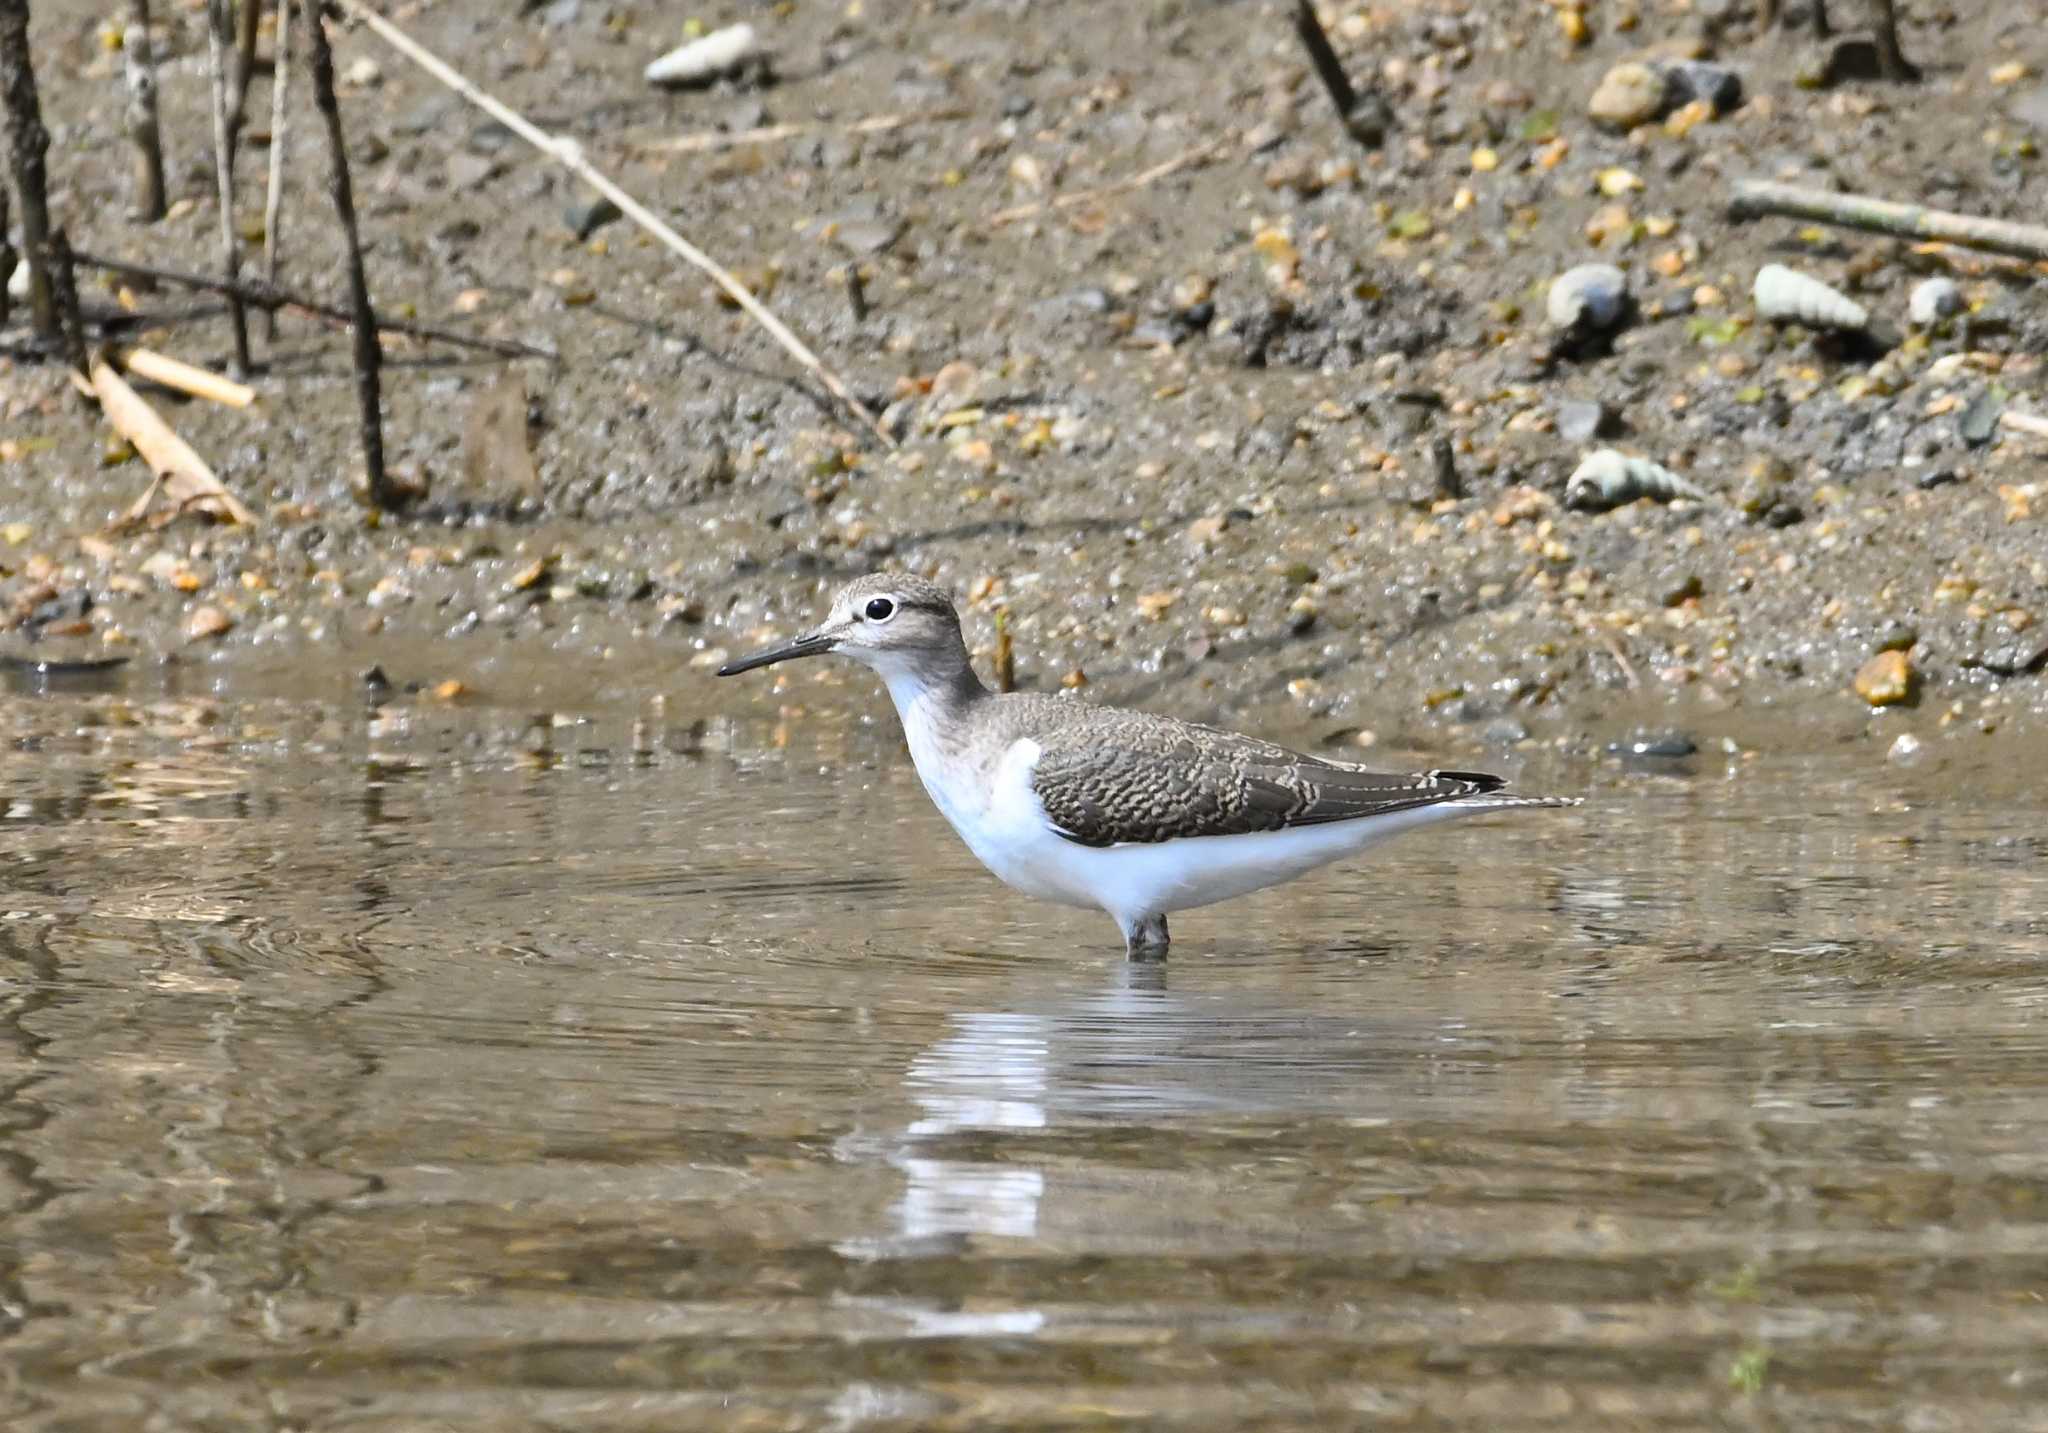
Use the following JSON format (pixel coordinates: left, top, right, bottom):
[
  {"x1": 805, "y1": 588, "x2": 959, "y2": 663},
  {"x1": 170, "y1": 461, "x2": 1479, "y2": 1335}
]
[
  {"x1": 986, "y1": 138, "x2": 1227, "y2": 228},
  {"x1": 633, "y1": 106, "x2": 969, "y2": 156},
  {"x1": 70, "y1": 247, "x2": 554, "y2": 360},
  {"x1": 120, "y1": 346, "x2": 257, "y2": 407},
  {"x1": 1731, "y1": 180, "x2": 2048, "y2": 263},
  {"x1": 92, "y1": 358, "x2": 258, "y2": 525},
  {"x1": 332, "y1": 0, "x2": 891, "y2": 446}
]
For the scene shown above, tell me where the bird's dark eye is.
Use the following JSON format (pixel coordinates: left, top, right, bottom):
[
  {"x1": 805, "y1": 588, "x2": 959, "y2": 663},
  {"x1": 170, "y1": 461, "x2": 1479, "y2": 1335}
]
[{"x1": 864, "y1": 597, "x2": 896, "y2": 622}]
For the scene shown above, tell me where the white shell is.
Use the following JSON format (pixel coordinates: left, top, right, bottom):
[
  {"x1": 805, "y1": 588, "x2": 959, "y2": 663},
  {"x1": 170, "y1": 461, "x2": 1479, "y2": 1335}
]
[
  {"x1": 1565, "y1": 449, "x2": 1709, "y2": 511},
  {"x1": 1752, "y1": 263, "x2": 1867, "y2": 331},
  {"x1": 1908, "y1": 276, "x2": 1963, "y2": 327},
  {"x1": 645, "y1": 23, "x2": 758, "y2": 86},
  {"x1": 1547, "y1": 263, "x2": 1629, "y2": 330}
]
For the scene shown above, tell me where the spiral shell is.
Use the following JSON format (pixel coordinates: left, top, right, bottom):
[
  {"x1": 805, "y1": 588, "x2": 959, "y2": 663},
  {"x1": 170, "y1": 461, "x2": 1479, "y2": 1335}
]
[
  {"x1": 1752, "y1": 264, "x2": 1868, "y2": 331},
  {"x1": 645, "y1": 23, "x2": 758, "y2": 86},
  {"x1": 1547, "y1": 263, "x2": 1629, "y2": 331},
  {"x1": 1908, "y1": 276, "x2": 1963, "y2": 327},
  {"x1": 1565, "y1": 449, "x2": 1709, "y2": 511}
]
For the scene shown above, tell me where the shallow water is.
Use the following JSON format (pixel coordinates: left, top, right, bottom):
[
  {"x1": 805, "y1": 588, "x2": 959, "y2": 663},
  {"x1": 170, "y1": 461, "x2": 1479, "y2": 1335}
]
[{"x1": 2, "y1": 689, "x2": 2046, "y2": 1431}]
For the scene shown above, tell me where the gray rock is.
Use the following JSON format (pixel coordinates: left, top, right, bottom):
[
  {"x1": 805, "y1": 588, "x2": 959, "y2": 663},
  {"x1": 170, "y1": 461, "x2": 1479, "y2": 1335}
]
[
  {"x1": 1554, "y1": 399, "x2": 1612, "y2": 444},
  {"x1": 564, "y1": 197, "x2": 621, "y2": 240},
  {"x1": 1660, "y1": 60, "x2": 1742, "y2": 114},
  {"x1": 1959, "y1": 389, "x2": 2004, "y2": 447},
  {"x1": 1608, "y1": 729, "x2": 1697, "y2": 758},
  {"x1": 1482, "y1": 717, "x2": 1532, "y2": 746},
  {"x1": 1916, "y1": 468, "x2": 1961, "y2": 490}
]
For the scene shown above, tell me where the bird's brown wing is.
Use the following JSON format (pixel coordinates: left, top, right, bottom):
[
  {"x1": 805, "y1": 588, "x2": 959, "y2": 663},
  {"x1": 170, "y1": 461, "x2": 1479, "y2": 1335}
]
[{"x1": 1028, "y1": 717, "x2": 1501, "y2": 848}]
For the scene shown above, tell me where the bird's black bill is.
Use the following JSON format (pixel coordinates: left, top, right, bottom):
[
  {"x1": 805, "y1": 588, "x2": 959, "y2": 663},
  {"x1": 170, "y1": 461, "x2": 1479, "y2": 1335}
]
[{"x1": 716, "y1": 631, "x2": 834, "y2": 676}]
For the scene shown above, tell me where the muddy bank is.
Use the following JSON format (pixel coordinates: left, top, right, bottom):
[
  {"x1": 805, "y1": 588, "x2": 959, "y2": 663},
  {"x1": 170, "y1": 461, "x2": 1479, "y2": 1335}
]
[{"x1": 1, "y1": 0, "x2": 2044, "y2": 759}]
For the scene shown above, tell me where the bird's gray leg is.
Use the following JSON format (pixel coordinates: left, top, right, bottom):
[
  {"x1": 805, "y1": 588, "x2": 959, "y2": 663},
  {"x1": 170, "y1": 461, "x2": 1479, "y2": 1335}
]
[{"x1": 1122, "y1": 913, "x2": 1170, "y2": 961}]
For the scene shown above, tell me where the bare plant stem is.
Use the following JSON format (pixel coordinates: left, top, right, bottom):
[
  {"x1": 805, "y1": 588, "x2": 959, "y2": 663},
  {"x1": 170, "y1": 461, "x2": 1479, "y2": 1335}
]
[
  {"x1": 123, "y1": 0, "x2": 166, "y2": 221},
  {"x1": 1730, "y1": 179, "x2": 2048, "y2": 262},
  {"x1": 45, "y1": 225, "x2": 87, "y2": 375},
  {"x1": 262, "y1": 0, "x2": 290, "y2": 339},
  {"x1": 229, "y1": 0, "x2": 260, "y2": 135},
  {"x1": 0, "y1": 133, "x2": 12, "y2": 328},
  {"x1": 333, "y1": 0, "x2": 892, "y2": 446},
  {"x1": 205, "y1": 0, "x2": 252, "y2": 373},
  {"x1": 0, "y1": 0, "x2": 58, "y2": 336},
  {"x1": 303, "y1": 0, "x2": 391, "y2": 507},
  {"x1": 70, "y1": 246, "x2": 556, "y2": 360}
]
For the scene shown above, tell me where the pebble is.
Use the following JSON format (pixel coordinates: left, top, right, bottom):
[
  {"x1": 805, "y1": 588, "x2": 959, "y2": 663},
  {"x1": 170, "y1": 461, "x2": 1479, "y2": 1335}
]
[
  {"x1": 186, "y1": 606, "x2": 234, "y2": 641},
  {"x1": 645, "y1": 23, "x2": 759, "y2": 87},
  {"x1": 1659, "y1": 60, "x2": 1742, "y2": 115},
  {"x1": 1908, "y1": 276, "x2": 1963, "y2": 326},
  {"x1": 1607, "y1": 729, "x2": 1697, "y2": 759},
  {"x1": 1587, "y1": 63, "x2": 1669, "y2": 130},
  {"x1": 1554, "y1": 399, "x2": 1612, "y2": 444},
  {"x1": 564, "y1": 197, "x2": 622, "y2": 240},
  {"x1": 1483, "y1": 717, "x2": 1532, "y2": 746},
  {"x1": 1916, "y1": 468, "x2": 1961, "y2": 490},
  {"x1": 1887, "y1": 733, "x2": 1924, "y2": 766},
  {"x1": 1959, "y1": 389, "x2": 2004, "y2": 447},
  {"x1": 1853, "y1": 650, "x2": 1916, "y2": 707}
]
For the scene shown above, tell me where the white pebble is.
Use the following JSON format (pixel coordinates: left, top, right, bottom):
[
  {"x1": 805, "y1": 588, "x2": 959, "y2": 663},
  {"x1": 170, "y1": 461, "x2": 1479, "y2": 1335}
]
[
  {"x1": 645, "y1": 23, "x2": 758, "y2": 86},
  {"x1": 1907, "y1": 276, "x2": 1963, "y2": 327}
]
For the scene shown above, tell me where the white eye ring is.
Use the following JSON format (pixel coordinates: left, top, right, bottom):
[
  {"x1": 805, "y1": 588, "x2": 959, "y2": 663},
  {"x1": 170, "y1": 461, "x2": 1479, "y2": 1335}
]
[{"x1": 863, "y1": 596, "x2": 896, "y2": 622}]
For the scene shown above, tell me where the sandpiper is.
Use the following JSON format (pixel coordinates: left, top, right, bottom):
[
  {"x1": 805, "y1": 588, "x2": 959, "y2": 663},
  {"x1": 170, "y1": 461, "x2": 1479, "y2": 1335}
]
[{"x1": 719, "y1": 575, "x2": 1580, "y2": 957}]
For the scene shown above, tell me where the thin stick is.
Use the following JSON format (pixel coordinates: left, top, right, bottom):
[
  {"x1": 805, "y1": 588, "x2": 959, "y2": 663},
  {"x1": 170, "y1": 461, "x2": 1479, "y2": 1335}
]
[
  {"x1": 1291, "y1": 0, "x2": 1386, "y2": 146},
  {"x1": 1730, "y1": 179, "x2": 2048, "y2": 263},
  {"x1": 229, "y1": 0, "x2": 260, "y2": 135},
  {"x1": 632, "y1": 106, "x2": 969, "y2": 156},
  {"x1": 332, "y1": 0, "x2": 891, "y2": 447},
  {"x1": 987, "y1": 138, "x2": 1227, "y2": 227},
  {"x1": 91, "y1": 358, "x2": 258, "y2": 525},
  {"x1": 122, "y1": 0, "x2": 166, "y2": 221},
  {"x1": 205, "y1": 0, "x2": 252, "y2": 374},
  {"x1": 69, "y1": 247, "x2": 555, "y2": 359},
  {"x1": 0, "y1": 0, "x2": 58, "y2": 335},
  {"x1": 303, "y1": 0, "x2": 391, "y2": 506},
  {"x1": 261, "y1": 0, "x2": 290, "y2": 339},
  {"x1": 120, "y1": 346, "x2": 257, "y2": 407}
]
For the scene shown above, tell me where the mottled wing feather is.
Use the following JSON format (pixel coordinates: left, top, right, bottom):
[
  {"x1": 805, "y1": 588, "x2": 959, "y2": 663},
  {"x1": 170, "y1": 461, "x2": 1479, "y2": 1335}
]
[{"x1": 1030, "y1": 718, "x2": 1503, "y2": 847}]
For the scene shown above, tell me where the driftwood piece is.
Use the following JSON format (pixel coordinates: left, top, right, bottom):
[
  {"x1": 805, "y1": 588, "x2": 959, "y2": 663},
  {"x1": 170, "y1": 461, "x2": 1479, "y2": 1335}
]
[
  {"x1": 122, "y1": 0, "x2": 166, "y2": 221},
  {"x1": 1731, "y1": 180, "x2": 2048, "y2": 263},
  {"x1": 91, "y1": 359, "x2": 258, "y2": 525},
  {"x1": 120, "y1": 346, "x2": 257, "y2": 408},
  {"x1": 69, "y1": 247, "x2": 554, "y2": 359},
  {"x1": 0, "y1": 0, "x2": 58, "y2": 335},
  {"x1": 333, "y1": 0, "x2": 891, "y2": 447},
  {"x1": 303, "y1": 0, "x2": 391, "y2": 507},
  {"x1": 204, "y1": 0, "x2": 252, "y2": 373}
]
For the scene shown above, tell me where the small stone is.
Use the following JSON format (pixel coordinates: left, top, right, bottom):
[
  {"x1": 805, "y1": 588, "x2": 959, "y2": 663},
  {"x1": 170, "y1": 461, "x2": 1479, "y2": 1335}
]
[
  {"x1": 186, "y1": 606, "x2": 233, "y2": 641},
  {"x1": 432, "y1": 679, "x2": 468, "y2": 701},
  {"x1": 1853, "y1": 650, "x2": 1916, "y2": 707},
  {"x1": 1875, "y1": 625, "x2": 1919, "y2": 653},
  {"x1": 1887, "y1": 733, "x2": 1924, "y2": 766},
  {"x1": 1483, "y1": 717, "x2": 1531, "y2": 746},
  {"x1": 1763, "y1": 503, "x2": 1804, "y2": 529},
  {"x1": 835, "y1": 219, "x2": 903, "y2": 256},
  {"x1": 564, "y1": 197, "x2": 621, "y2": 239},
  {"x1": 1554, "y1": 399, "x2": 1612, "y2": 444},
  {"x1": 1959, "y1": 389, "x2": 2004, "y2": 447},
  {"x1": 507, "y1": 558, "x2": 551, "y2": 593},
  {"x1": 1917, "y1": 468, "x2": 1961, "y2": 491},
  {"x1": 1587, "y1": 62, "x2": 1669, "y2": 130},
  {"x1": 1659, "y1": 60, "x2": 1741, "y2": 114},
  {"x1": 1660, "y1": 573, "x2": 1704, "y2": 607},
  {"x1": 1608, "y1": 729, "x2": 1697, "y2": 759}
]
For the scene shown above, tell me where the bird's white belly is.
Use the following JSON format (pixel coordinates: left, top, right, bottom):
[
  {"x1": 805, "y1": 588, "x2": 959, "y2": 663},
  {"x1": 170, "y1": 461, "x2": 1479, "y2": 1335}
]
[{"x1": 910, "y1": 732, "x2": 1486, "y2": 925}]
